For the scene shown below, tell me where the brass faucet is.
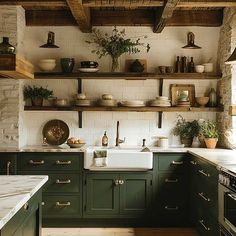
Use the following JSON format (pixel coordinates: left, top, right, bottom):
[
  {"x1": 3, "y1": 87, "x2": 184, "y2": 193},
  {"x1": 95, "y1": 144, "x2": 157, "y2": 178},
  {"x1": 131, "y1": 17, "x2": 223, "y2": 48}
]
[{"x1": 115, "y1": 121, "x2": 125, "y2": 147}]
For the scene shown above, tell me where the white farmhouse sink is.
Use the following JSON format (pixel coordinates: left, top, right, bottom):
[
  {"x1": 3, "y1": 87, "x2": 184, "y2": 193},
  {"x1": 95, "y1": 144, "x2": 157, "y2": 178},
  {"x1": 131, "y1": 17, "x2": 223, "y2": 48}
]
[{"x1": 84, "y1": 147, "x2": 153, "y2": 171}]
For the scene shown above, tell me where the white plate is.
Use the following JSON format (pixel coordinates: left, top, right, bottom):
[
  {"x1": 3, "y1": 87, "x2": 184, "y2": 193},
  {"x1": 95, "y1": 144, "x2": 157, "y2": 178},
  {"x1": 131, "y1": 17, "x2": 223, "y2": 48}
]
[
  {"x1": 76, "y1": 100, "x2": 93, "y2": 106},
  {"x1": 122, "y1": 100, "x2": 145, "y2": 106},
  {"x1": 79, "y1": 68, "x2": 99, "y2": 73},
  {"x1": 156, "y1": 96, "x2": 169, "y2": 100}
]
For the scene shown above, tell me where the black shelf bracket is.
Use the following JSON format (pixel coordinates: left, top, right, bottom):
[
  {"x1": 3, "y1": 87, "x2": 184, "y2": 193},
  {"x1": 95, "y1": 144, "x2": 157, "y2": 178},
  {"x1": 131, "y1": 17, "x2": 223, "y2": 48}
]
[
  {"x1": 158, "y1": 78, "x2": 164, "y2": 128},
  {"x1": 78, "y1": 78, "x2": 82, "y2": 128}
]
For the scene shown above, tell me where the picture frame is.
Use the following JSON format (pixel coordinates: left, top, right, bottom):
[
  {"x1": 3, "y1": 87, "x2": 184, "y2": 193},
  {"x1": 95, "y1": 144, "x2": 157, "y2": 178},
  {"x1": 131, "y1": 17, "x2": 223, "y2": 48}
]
[{"x1": 170, "y1": 84, "x2": 195, "y2": 106}]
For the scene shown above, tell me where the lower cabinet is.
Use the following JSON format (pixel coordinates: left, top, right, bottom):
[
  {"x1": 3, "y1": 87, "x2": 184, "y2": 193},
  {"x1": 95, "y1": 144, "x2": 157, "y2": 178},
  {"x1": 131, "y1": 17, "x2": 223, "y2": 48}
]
[
  {"x1": 0, "y1": 190, "x2": 42, "y2": 236},
  {"x1": 84, "y1": 172, "x2": 152, "y2": 218},
  {"x1": 0, "y1": 153, "x2": 17, "y2": 175}
]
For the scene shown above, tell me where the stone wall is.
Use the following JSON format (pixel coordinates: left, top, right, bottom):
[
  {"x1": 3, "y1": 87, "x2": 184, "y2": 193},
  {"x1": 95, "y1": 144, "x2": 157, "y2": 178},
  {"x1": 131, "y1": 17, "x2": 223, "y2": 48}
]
[
  {"x1": 0, "y1": 6, "x2": 25, "y2": 148},
  {"x1": 217, "y1": 8, "x2": 236, "y2": 148}
]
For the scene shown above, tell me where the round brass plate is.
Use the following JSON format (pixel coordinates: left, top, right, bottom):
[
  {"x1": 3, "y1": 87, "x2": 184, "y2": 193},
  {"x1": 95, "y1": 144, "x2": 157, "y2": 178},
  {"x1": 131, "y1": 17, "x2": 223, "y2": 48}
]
[{"x1": 42, "y1": 119, "x2": 69, "y2": 145}]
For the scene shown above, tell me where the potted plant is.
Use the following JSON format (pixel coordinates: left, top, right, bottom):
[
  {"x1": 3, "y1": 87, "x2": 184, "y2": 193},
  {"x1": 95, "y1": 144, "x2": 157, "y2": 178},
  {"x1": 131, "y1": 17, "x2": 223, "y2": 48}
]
[
  {"x1": 200, "y1": 120, "x2": 219, "y2": 149},
  {"x1": 23, "y1": 85, "x2": 53, "y2": 106},
  {"x1": 86, "y1": 27, "x2": 150, "y2": 72},
  {"x1": 173, "y1": 115, "x2": 200, "y2": 147}
]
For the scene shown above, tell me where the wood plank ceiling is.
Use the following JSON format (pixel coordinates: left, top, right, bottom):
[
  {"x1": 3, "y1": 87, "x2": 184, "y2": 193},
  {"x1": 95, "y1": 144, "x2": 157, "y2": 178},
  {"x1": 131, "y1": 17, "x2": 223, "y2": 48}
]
[{"x1": 0, "y1": 0, "x2": 235, "y2": 33}]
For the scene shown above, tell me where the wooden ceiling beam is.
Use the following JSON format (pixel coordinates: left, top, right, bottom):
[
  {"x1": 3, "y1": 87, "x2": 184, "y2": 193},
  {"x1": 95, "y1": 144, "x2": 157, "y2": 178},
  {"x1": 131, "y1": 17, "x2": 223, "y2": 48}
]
[
  {"x1": 82, "y1": 0, "x2": 164, "y2": 7},
  {"x1": 153, "y1": 0, "x2": 180, "y2": 33},
  {"x1": 26, "y1": 10, "x2": 77, "y2": 26},
  {"x1": 66, "y1": 0, "x2": 91, "y2": 32},
  {"x1": 168, "y1": 9, "x2": 223, "y2": 26},
  {"x1": 178, "y1": 0, "x2": 236, "y2": 8}
]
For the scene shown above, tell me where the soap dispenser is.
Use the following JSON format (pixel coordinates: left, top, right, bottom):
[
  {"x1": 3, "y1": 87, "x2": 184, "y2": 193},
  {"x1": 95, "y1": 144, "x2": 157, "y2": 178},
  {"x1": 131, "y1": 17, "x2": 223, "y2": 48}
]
[{"x1": 102, "y1": 131, "x2": 108, "y2": 147}]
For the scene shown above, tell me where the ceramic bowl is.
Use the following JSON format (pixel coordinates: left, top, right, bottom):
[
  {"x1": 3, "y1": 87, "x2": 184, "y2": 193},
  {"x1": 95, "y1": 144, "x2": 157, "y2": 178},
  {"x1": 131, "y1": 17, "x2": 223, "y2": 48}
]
[
  {"x1": 102, "y1": 94, "x2": 113, "y2": 100},
  {"x1": 55, "y1": 99, "x2": 69, "y2": 107},
  {"x1": 38, "y1": 59, "x2": 56, "y2": 71},
  {"x1": 195, "y1": 65, "x2": 204, "y2": 73},
  {"x1": 196, "y1": 97, "x2": 209, "y2": 107},
  {"x1": 67, "y1": 143, "x2": 85, "y2": 148}
]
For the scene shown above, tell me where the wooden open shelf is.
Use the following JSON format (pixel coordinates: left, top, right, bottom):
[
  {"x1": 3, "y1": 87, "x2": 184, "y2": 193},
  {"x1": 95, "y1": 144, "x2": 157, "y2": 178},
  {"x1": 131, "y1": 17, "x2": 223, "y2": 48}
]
[
  {"x1": 0, "y1": 54, "x2": 34, "y2": 79},
  {"x1": 34, "y1": 72, "x2": 221, "y2": 80},
  {"x1": 24, "y1": 106, "x2": 223, "y2": 112}
]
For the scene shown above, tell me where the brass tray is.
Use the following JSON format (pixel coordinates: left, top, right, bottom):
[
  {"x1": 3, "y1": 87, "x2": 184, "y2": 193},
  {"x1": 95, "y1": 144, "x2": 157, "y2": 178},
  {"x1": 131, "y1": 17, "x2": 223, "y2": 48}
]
[{"x1": 42, "y1": 119, "x2": 69, "y2": 145}]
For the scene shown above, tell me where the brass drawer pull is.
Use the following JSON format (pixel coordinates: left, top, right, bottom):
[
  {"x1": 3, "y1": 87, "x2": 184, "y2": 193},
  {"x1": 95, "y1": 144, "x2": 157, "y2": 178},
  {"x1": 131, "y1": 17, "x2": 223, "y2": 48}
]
[
  {"x1": 171, "y1": 161, "x2": 183, "y2": 165},
  {"x1": 56, "y1": 160, "x2": 72, "y2": 165},
  {"x1": 114, "y1": 180, "x2": 119, "y2": 186},
  {"x1": 165, "y1": 178, "x2": 178, "y2": 183},
  {"x1": 190, "y1": 160, "x2": 197, "y2": 165},
  {"x1": 164, "y1": 206, "x2": 179, "y2": 211},
  {"x1": 198, "y1": 169, "x2": 210, "y2": 177},
  {"x1": 198, "y1": 192, "x2": 211, "y2": 202},
  {"x1": 56, "y1": 201, "x2": 71, "y2": 207},
  {"x1": 29, "y1": 160, "x2": 45, "y2": 165},
  {"x1": 56, "y1": 179, "x2": 71, "y2": 184},
  {"x1": 199, "y1": 219, "x2": 211, "y2": 231},
  {"x1": 118, "y1": 180, "x2": 124, "y2": 185},
  {"x1": 6, "y1": 161, "x2": 11, "y2": 175}
]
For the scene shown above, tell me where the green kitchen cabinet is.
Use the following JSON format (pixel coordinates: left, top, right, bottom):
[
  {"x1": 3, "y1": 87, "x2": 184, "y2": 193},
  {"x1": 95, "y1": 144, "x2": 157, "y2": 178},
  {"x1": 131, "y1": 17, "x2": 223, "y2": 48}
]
[
  {"x1": 153, "y1": 153, "x2": 189, "y2": 227},
  {"x1": 0, "y1": 190, "x2": 42, "y2": 236},
  {"x1": 84, "y1": 172, "x2": 152, "y2": 218},
  {"x1": 189, "y1": 155, "x2": 219, "y2": 236},
  {"x1": 17, "y1": 152, "x2": 83, "y2": 221},
  {"x1": 0, "y1": 153, "x2": 17, "y2": 175}
]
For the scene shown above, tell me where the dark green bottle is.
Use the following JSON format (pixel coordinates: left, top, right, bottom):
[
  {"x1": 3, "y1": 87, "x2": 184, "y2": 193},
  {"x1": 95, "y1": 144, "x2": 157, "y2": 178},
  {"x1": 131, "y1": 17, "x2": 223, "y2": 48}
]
[{"x1": 0, "y1": 37, "x2": 15, "y2": 54}]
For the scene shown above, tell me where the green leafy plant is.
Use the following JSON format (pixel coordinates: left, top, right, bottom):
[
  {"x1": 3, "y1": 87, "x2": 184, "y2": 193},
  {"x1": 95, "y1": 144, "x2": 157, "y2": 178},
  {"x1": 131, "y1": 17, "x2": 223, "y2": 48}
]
[
  {"x1": 173, "y1": 115, "x2": 200, "y2": 138},
  {"x1": 200, "y1": 120, "x2": 219, "y2": 139},
  {"x1": 23, "y1": 85, "x2": 53, "y2": 99},
  {"x1": 86, "y1": 27, "x2": 150, "y2": 71}
]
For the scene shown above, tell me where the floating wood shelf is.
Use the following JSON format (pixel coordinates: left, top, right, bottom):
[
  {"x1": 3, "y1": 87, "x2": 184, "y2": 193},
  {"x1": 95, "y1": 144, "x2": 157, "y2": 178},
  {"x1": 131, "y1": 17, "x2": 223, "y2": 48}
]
[
  {"x1": 229, "y1": 106, "x2": 236, "y2": 115},
  {"x1": 24, "y1": 106, "x2": 223, "y2": 112},
  {"x1": 34, "y1": 72, "x2": 221, "y2": 80},
  {"x1": 0, "y1": 54, "x2": 34, "y2": 79}
]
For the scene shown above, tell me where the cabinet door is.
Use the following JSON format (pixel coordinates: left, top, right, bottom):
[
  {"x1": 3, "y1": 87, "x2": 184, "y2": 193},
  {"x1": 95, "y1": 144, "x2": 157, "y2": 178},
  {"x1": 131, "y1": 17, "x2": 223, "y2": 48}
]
[
  {"x1": 119, "y1": 173, "x2": 152, "y2": 216},
  {"x1": 85, "y1": 173, "x2": 119, "y2": 217},
  {"x1": 0, "y1": 153, "x2": 17, "y2": 175}
]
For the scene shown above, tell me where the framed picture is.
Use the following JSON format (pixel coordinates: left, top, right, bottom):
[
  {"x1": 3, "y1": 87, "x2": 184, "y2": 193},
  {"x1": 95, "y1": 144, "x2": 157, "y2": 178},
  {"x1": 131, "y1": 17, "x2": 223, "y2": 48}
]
[{"x1": 170, "y1": 84, "x2": 195, "y2": 106}]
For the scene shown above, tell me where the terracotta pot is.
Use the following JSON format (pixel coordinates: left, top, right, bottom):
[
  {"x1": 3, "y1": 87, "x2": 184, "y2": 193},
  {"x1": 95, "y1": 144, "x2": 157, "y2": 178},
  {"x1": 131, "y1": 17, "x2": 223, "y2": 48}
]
[
  {"x1": 204, "y1": 138, "x2": 218, "y2": 149},
  {"x1": 180, "y1": 136, "x2": 193, "y2": 147},
  {"x1": 31, "y1": 98, "x2": 43, "y2": 106}
]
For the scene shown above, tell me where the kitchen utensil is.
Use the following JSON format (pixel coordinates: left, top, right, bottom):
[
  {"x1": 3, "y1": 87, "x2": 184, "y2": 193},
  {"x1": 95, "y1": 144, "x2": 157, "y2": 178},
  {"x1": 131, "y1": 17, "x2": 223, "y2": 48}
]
[
  {"x1": 102, "y1": 94, "x2": 113, "y2": 100},
  {"x1": 42, "y1": 119, "x2": 69, "y2": 145},
  {"x1": 196, "y1": 97, "x2": 209, "y2": 107},
  {"x1": 195, "y1": 65, "x2": 204, "y2": 73},
  {"x1": 38, "y1": 59, "x2": 56, "y2": 71},
  {"x1": 78, "y1": 68, "x2": 99, "y2": 73},
  {"x1": 60, "y1": 58, "x2": 75, "y2": 73}
]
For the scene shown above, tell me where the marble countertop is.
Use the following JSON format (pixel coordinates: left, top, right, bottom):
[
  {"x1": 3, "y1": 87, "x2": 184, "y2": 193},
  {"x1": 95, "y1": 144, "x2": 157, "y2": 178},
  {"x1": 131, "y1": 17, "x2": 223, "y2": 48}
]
[{"x1": 0, "y1": 175, "x2": 48, "y2": 230}]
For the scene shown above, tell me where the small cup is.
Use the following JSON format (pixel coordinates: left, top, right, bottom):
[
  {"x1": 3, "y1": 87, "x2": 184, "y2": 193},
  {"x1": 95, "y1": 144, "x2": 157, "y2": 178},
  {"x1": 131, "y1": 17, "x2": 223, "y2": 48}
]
[
  {"x1": 158, "y1": 66, "x2": 166, "y2": 74},
  {"x1": 195, "y1": 65, "x2": 204, "y2": 73},
  {"x1": 166, "y1": 66, "x2": 174, "y2": 74}
]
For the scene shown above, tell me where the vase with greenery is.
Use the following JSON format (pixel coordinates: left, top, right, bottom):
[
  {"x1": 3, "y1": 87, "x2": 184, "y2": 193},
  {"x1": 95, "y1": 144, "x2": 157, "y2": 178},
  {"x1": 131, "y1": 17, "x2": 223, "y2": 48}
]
[
  {"x1": 173, "y1": 115, "x2": 200, "y2": 147},
  {"x1": 200, "y1": 120, "x2": 219, "y2": 149},
  {"x1": 86, "y1": 27, "x2": 150, "y2": 72},
  {"x1": 23, "y1": 85, "x2": 53, "y2": 106}
]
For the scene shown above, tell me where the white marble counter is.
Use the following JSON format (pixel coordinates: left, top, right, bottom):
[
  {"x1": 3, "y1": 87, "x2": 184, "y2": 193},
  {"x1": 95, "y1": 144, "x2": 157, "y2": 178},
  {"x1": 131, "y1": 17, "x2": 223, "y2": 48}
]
[{"x1": 0, "y1": 175, "x2": 48, "y2": 230}]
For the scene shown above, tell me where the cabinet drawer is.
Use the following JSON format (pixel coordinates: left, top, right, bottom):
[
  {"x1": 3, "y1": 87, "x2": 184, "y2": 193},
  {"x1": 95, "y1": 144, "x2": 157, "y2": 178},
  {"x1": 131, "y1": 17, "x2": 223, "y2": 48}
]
[
  {"x1": 44, "y1": 173, "x2": 81, "y2": 193},
  {"x1": 42, "y1": 195, "x2": 81, "y2": 218},
  {"x1": 18, "y1": 153, "x2": 82, "y2": 171},
  {"x1": 158, "y1": 154, "x2": 186, "y2": 171}
]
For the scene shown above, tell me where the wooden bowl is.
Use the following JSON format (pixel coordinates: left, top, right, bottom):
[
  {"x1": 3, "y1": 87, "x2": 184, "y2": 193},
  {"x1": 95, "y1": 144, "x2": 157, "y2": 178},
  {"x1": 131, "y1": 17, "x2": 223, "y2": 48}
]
[{"x1": 196, "y1": 97, "x2": 209, "y2": 107}]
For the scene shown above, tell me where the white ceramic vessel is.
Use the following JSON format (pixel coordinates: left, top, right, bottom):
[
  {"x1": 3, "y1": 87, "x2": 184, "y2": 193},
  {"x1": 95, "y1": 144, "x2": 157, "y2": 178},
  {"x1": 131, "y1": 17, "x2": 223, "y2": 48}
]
[{"x1": 38, "y1": 59, "x2": 56, "y2": 71}]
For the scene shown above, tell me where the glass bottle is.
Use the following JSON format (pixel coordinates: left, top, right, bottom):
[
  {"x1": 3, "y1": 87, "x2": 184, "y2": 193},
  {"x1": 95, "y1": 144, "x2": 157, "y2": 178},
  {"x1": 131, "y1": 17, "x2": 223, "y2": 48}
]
[
  {"x1": 102, "y1": 131, "x2": 108, "y2": 146},
  {"x1": 208, "y1": 88, "x2": 217, "y2": 107},
  {"x1": 181, "y1": 56, "x2": 187, "y2": 73},
  {"x1": 0, "y1": 37, "x2": 15, "y2": 54},
  {"x1": 175, "y1": 56, "x2": 181, "y2": 73},
  {"x1": 188, "y1": 57, "x2": 195, "y2": 73}
]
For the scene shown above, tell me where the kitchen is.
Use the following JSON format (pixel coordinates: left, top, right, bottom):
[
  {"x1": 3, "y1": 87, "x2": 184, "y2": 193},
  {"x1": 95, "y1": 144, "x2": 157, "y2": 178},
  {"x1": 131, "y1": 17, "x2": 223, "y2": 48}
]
[{"x1": 0, "y1": 1, "x2": 236, "y2": 236}]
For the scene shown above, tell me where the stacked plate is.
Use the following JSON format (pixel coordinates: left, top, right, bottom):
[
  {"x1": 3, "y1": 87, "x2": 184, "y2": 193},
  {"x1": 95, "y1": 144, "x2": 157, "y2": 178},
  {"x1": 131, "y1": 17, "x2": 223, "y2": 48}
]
[
  {"x1": 121, "y1": 100, "x2": 146, "y2": 107},
  {"x1": 149, "y1": 96, "x2": 171, "y2": 107},
  {"x1": 76, "y1": 99, "x2": 93, "y2": 106},
  {"x1": 176, "y1": 100, "x2": 191, "y2": 107},
  {"x1": 98, "y1": 99, "x2": 117, "y2": 107}
]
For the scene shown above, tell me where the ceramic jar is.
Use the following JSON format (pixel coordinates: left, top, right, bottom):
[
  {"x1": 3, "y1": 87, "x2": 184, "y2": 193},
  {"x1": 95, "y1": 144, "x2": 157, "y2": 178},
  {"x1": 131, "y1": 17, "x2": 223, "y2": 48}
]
[{"x1": 0, "y1": 37, "x2": 15, "y2": 54}]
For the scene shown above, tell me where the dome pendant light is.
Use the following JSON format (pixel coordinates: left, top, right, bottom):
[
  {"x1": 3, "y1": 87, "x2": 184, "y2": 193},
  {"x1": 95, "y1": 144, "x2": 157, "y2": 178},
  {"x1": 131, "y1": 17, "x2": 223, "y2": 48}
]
[
  {"x1": 225, "y1": 47, "x2": 236, "y2": 64},
  {"x1": 40, "y1": 31, "x2": 59, "y2": 48},
  {"x1": 182, "y1": 32, "x2": 201, "y2": 49}
]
